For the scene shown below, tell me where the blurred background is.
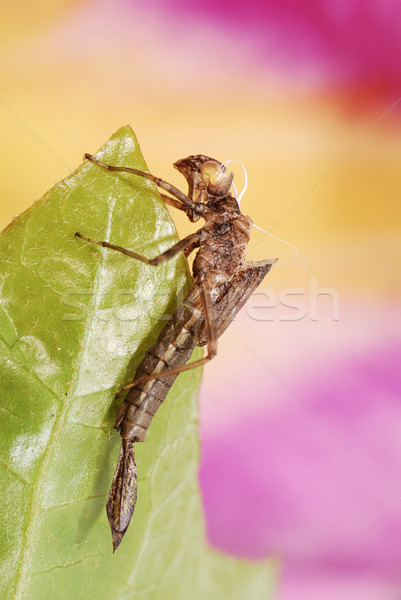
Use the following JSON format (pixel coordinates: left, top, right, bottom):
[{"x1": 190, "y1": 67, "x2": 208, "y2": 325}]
[{"x1": 1, "y1": 1, "x2": 400, "y2": 598}]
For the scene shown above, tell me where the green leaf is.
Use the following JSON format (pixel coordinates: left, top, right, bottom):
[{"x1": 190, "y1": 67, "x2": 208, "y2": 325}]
[{"x1": 0, "y1": 126, "x2": 276, "y2": 599}]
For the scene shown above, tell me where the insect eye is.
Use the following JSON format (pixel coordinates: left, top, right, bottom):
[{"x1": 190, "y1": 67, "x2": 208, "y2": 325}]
[{"x1": 200, "y1": 160, "x2": 234, "y2": 196}]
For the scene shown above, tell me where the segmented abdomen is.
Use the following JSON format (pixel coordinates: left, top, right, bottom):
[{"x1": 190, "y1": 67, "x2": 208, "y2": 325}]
[{"x1": 119, "y1": 289, "x2": 203, "y2": 442}]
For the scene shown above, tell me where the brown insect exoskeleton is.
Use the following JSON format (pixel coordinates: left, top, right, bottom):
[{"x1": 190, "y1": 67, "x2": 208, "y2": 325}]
[{"x1": 75, "y1": 152, "x2": 277, "y2": 551}]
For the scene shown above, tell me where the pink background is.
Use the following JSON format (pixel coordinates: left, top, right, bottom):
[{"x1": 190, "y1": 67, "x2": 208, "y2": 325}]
[{"x1": 1, "y1": 1, "x2": 401, "y2": 598}]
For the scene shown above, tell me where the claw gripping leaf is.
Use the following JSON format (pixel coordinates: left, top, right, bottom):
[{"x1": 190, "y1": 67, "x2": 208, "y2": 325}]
[{"x1": 0, "y1": 126, "x2": 276, "y2": 599}]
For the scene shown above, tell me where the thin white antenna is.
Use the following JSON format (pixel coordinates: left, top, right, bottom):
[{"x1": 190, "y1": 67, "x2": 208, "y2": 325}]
[
  {"x1": 231, "y1": 180, "x2": 238, "y2": 202},
  {"x1": 221, "y1": 159, "x2": 248, "y2": 207},
  {"x1": 252, "y1": 222, "x2": 303, "y2": 267}
]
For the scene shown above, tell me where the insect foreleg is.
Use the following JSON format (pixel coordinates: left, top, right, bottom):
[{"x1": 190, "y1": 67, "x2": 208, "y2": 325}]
[
  {"x1": 159, "y1": 194, "x2": 200, "y2": 223},
  {"x1": 84, "y1": 153, "x2": 205, "y2": 216},
  {"x1": 75, "y1": 231, "x2": 201, "y2": 265},
  {"x1": 159, "y1": 193, "x2": 187, "y2": 212}
]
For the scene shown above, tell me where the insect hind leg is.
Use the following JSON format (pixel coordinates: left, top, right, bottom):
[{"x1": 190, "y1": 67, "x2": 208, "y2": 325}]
[{"x1": 115, "y1": 280, "x2": 218, "y2": 396}]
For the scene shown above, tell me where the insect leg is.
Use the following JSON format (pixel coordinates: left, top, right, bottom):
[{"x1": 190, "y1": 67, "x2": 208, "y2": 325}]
[
  {"x1": 116, "y1": 280, "x2": 217, "y2": 395},
  {"x1": 198, "y1": 278, "x2": 217, "y2": 358},
  {"x1": 84, "y1": 153, "x2": 206, "y2": 217},
  {"x1": 75, "y1": 231, "x2": 201, "y2": 265},
  {"x1": 159, "y1": 193, "x2": 200, "y2": 224},
  {"x1": 159, "y1": 193, "x2": 187, "y2": 212},
  {"x1": 117, "y1": 261, "x2": 276, "y2": 394}
]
